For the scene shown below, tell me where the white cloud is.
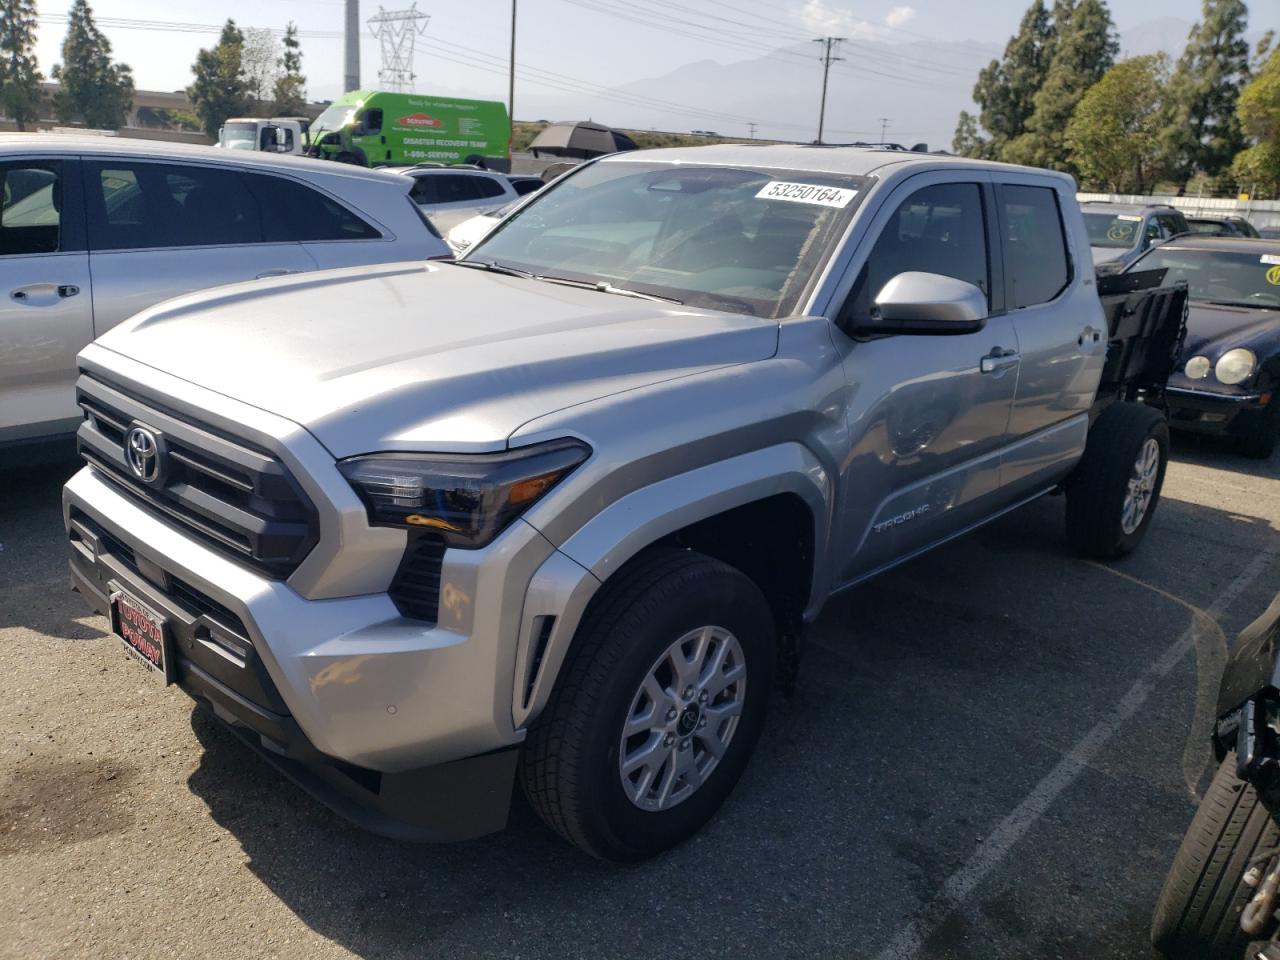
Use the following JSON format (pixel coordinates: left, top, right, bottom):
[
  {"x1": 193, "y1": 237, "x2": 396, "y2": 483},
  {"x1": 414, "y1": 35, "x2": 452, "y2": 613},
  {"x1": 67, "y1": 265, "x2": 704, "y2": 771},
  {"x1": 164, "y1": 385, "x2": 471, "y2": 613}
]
[
  {"x1": 884, "y1": 5, "x2": 916, "y2": 29},
  {"x1": 797, "y1": 0, "x2": 916, "y2": 40}
]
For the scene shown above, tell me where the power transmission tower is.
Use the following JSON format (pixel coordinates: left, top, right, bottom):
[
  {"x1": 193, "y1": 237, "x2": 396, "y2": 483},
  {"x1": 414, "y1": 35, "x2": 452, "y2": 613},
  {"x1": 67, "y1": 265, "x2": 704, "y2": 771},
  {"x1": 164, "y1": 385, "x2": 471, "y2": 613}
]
[
  {"x1": 812, "y1": 37, "x2": 844, "y2": 145},
  {"x1": 748, "y1": 121, "x2": 757, "y2": 139},
  {"x1": 879, "y1": 117, "x2": 890, "y2": 142},
  {"x1": 367, "y1": 4, "x2": 430, "y2": 93}
]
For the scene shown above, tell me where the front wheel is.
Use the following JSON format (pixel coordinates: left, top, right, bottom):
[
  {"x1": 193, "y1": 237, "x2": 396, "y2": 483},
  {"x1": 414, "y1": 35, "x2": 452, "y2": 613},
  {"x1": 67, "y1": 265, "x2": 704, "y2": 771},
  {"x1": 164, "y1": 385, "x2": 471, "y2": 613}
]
[
  {"x1": 1151, "y1": 754, "x2": 1280, "y2": 958},
  {"x1": 1236, "y1": 398, "x2": 1278, "y2": 459},
  {"x1": 1065, "y1": 402, "x2": 1169, "y2": 558},
  {"x1": 520, "y1": 549, "x2": 775, "y2": 861}
]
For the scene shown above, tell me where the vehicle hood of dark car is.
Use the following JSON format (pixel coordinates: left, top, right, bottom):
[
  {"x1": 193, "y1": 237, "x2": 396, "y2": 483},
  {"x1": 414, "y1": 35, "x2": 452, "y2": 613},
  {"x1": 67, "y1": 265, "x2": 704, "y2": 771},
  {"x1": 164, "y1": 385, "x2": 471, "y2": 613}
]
[
  {"x1": 94, "y1": 262, "x2": 780, "y2": 457},
  {"x1": 1181, "y1": 300, "x2": 1280, "y2": 360}
]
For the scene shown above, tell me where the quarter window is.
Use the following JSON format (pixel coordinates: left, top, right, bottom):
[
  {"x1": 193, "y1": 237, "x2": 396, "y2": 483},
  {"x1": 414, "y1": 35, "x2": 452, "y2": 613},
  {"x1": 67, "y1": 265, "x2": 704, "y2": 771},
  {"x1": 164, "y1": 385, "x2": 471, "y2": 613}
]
[
  {"x1": 472, "y1": 176, "x2": 507, "y2": 200},
  {"x1": 844, "y1": 182, "x2": 989, "y2": 323},
  {"x1": 0, "y1": 163, "x2": 62, "y2": 255},
  {"x1": 1000, "y1": 185, "x2": 1070, "y2": 309}
]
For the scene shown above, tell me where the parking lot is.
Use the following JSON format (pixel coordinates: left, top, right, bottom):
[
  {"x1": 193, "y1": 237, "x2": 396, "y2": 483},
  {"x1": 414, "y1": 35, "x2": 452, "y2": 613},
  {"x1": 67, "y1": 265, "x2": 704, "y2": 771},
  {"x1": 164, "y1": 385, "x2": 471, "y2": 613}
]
[{"x1": 0, "y1": 435, "x2": 1274, "y2": 960}]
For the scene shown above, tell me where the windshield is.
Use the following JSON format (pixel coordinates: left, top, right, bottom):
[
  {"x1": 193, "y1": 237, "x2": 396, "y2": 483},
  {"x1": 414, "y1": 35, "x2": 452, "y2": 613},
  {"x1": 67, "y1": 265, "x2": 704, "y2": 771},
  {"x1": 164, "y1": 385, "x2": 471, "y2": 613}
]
[
  {"x1": 311, "y1": 103, "x2": 356, "y2": 136},
  {"x1": 220, "y1": 122, "x2": 258, "y2": 149},
  {"x1": 1133, "y1": 247, "x2": 1280, "y2": 308},
  {"x1": 467, "y1": 161, "x2": 868, "y2": 318},
  {"x1": 1084, "y1": 211, "x2": 1144, "y2": 249}
]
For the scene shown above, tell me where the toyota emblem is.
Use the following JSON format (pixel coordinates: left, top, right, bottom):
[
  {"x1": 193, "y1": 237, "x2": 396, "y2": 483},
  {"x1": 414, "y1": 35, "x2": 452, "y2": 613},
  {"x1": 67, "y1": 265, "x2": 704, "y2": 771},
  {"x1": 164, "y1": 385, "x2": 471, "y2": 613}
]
[{"x1": 125, "y1": 426, "x2": 161, "y2": 483}]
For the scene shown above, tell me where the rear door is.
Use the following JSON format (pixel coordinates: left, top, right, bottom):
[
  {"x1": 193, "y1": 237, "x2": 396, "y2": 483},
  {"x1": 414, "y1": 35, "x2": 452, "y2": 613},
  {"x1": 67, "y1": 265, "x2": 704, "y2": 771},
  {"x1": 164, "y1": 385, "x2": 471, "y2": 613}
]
[
  {"x1": 0, "y1": 157, "x2": 93, "y2": 443},
  {"x1": 82, "y1": 158, "x2": 316, "y2": 335},
  {"x1": 995, "y1": 177, "x2": 1105, "y2": 495}
]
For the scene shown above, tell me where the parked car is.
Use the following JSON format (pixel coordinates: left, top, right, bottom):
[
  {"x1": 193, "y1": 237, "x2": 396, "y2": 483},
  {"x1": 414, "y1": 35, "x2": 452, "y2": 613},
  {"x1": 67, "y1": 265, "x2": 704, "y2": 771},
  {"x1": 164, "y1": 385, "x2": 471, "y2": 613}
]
[
  {"x1": 1082, "y1": 201, "x2": 1190, "y2": 274},
  {"x1": 398, "y1": 166, "x2": 522, "y2": 234},
  {"x1": 1150, "y1": 591, "x2": 1280, "y2": 960},
  {"x1": 443, "y1": 200, "x2": 517, "y2": 255},
  {"x1": 506, "y1": 175, "x2": 544, "y2": 196},
  {"x1": 64, "y1": 145, "x2": 1187, "y2": 861},
  {"x1": 1124, "y1": 236, "x2": 1280, "y2": 457},
  {"x1": 0, "y1": 135, "x2": 449, "y2": 450},
  {"x1": 1186, "y1": 216, "x2": 1261, "y2": 238}
]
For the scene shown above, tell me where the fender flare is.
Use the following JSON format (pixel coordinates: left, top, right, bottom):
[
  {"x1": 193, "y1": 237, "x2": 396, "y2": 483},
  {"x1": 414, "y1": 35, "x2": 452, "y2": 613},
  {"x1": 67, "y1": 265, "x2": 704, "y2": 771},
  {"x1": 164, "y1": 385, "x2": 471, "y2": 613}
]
[{"x1": 511, "y1": 443, "x2": 833, "y2": 729}]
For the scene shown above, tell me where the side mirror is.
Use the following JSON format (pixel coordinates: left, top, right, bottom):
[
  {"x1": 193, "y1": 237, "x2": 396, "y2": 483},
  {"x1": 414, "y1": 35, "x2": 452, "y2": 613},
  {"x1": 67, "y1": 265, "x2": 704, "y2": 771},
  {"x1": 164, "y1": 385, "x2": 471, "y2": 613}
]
[{"x1": 849, "y1": 271, "x2": 987, "y2": 337}]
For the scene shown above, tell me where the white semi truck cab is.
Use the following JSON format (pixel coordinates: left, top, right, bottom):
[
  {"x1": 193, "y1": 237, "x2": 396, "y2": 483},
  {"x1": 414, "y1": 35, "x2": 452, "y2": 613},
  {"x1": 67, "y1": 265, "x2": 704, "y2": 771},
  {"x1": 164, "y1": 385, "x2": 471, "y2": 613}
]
[{"x1": 218, "y1": 117, "x2": 311, "y2": 155}]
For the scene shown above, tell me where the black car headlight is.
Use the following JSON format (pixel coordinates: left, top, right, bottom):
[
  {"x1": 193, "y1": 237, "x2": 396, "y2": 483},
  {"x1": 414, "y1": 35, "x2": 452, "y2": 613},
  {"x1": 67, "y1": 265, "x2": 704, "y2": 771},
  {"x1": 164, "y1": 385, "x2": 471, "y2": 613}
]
[{"x1": 338, "y1": 439, "x2": 590, "y2": 548}]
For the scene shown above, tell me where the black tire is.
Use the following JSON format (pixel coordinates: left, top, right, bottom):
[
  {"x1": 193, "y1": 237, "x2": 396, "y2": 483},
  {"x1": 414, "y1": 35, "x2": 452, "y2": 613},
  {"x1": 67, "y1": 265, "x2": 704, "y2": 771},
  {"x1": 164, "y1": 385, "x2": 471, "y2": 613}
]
[
  {"x1": 1151, "y1": 754, "x2": 1280, "y2": 959},
  {"x1": 520, "y1": 549, "x2": 775, "y2": 861},
  {"x1": 1065, "y1": 402, "x2": 1169, "y2": 558},
  {"x1": 1236, "y1": 399, "x2": 1278, "y2": 459}
]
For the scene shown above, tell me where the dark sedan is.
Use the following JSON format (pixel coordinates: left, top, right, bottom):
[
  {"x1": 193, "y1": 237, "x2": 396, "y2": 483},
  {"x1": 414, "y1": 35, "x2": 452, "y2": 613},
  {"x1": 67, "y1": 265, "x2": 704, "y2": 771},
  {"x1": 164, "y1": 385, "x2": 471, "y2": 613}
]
[{"x1": 1125, "y1": 237, "x2": 1280, "y2": 457}]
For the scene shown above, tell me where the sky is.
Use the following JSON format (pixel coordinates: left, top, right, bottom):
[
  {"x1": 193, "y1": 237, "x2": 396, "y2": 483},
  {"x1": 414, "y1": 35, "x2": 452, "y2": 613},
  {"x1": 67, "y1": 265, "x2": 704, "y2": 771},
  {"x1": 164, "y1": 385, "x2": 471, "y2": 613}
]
[{"x1": 30, "y1": 0, "x2": 1227, "y2": 133}]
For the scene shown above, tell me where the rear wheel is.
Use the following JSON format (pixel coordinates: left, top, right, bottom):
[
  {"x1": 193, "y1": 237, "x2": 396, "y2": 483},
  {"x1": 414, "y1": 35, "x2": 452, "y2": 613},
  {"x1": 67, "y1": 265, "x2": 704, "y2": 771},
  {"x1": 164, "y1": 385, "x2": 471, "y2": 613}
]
[
  {"x1": 520, "y1": 549, "x2": 775, "y2": 861},
  {"x1": 1151, "y1": 754, "x2": 1280, "y2": 959},
  {"x1": 1065, "y1": 402, "x2": 1169, "y2": 558}
]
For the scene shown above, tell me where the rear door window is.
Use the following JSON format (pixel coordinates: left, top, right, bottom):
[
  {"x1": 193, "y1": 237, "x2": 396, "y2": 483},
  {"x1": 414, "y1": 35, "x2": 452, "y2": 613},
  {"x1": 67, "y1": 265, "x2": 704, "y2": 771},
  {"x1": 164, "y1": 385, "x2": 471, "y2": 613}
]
[
  {"x1": 408, "y1": 175, "x2": 437, "y2": 205},
  {"x1": 86, "y1": 160, "x2": 263, "y2": 250},
  {"x1": 435, "y1": 175, "x2": 483, "y2": 203},
  {"x1": 472, "y1": 176, "x2": 507, "y2": 200},
  {"x1": 242, "y1": 173, "x2": 382, "y2": 242},
  {"x1": 0, "y1": 162, "x2": 64, "y2": 255},
  {"x1": 999, "y1": 184, "x2": 1070, "y2": 309}
]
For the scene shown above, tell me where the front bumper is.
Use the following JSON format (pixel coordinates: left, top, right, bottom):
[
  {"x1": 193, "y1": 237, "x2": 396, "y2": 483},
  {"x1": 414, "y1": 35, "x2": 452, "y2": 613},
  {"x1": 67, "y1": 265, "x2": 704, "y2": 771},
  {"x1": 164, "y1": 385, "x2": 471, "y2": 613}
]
[
  {"x1": 64, "y1": 465, "x2": 587, "y2": 840},
  {"x1": 1166, "y1": 385, "x2": 1272, "y2": 438}
]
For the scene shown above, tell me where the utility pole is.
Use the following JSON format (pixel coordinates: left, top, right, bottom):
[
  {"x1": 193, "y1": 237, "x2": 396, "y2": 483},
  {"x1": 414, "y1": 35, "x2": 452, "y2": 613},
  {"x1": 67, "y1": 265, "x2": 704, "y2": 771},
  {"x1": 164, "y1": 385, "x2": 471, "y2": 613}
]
[
  {"x1": 879, "y1": 117, "x2": 890, "y2": 142},
  {"x1": 748, "y1": 121, "x2": 757, "y2": 139},
  {"x1": 344, "y1": 0, "x2": 360, "y2": 92},
  {"x1": 509, "y1": 0, "x2": 517, "y2": 152},
  {"x1": 812, "y1": 37, "x2": 844, "y2": 145}
]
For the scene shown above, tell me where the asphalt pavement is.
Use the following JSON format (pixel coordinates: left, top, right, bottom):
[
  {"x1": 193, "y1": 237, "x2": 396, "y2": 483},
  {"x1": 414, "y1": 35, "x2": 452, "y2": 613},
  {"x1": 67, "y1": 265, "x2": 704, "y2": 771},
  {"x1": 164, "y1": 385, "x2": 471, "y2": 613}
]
[{"x1": 2, "y1": 435, "x2": 1277, "y2": 960}]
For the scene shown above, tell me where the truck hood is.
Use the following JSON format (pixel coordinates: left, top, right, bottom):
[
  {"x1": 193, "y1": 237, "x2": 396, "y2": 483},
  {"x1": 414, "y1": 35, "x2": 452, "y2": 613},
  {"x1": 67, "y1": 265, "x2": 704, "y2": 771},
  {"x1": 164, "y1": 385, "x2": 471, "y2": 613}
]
[{"x1": 95, "y1": 262, "x2": 779, "y2": 458}]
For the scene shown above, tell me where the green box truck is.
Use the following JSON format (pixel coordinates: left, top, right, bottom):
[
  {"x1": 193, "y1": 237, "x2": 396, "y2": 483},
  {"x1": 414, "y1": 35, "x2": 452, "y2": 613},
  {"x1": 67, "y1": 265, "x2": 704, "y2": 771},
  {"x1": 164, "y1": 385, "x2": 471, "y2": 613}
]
[{"x1": 307, "y1": 90, "x2": 510, "y2": 169}]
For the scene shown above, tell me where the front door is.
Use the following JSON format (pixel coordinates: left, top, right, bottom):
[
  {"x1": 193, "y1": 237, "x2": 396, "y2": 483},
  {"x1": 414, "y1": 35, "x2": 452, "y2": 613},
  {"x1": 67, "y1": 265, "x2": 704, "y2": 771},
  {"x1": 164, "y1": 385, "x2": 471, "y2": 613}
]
[
  {"x1": 829, "y1": 174, "x2": 1021, "y2": 584},
  {"x1": 0, "y1": 158, "x2": 93, "y2": 444}
]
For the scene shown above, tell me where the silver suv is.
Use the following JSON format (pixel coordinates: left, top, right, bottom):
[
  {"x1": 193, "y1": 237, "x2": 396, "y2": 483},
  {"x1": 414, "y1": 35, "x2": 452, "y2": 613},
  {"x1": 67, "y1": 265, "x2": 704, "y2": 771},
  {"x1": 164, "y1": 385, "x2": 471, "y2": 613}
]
[
  {"x1": 64, "y1": 145, "x2": 1175, "y2": 860},
  {"x1": 0, "y1": 136, "x2": 449, "y2": 450},
  {"x1": 1081, "y1": 201, "x2": 1190, "y2": 274}
]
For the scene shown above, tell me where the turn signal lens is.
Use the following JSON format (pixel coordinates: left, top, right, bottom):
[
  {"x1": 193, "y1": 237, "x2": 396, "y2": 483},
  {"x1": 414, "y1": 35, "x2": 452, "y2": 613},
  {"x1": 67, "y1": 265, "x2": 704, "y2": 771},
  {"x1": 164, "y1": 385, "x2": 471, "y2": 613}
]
[
  {"x1": 1184, "y1": 356, "x2": 1211, "y2": 380},
  {"x1": 1215, "y1": 349, "x2": 1256, "y2": 386},
  {"x1": 338, "y1": 439, "x2": 591, "y2": 548}
]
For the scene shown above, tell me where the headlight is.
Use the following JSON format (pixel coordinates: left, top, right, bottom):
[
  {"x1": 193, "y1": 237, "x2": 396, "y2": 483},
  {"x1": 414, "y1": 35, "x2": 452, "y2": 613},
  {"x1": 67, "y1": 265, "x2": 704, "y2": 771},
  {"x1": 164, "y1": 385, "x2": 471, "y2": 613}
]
[
  {"x1": 1184, "y1": 356, "x2": 1211, "y2": 380},
  {"x1": 338, "y1": 439, "x2": 590, "y2": 548},
  {"x1": 1215, "y1": 348, "x2": 1257, "y2": 386}
]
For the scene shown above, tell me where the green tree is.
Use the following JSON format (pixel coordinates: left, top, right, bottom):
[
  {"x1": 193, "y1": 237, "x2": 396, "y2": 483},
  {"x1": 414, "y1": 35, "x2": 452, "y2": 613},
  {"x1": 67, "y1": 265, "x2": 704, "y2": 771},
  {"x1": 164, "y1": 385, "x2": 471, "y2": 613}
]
[
  {"x1": 1066, "y1": 55, "x2": 1169, "y2": 192},
  {"x1": 187, "y1": 19, "x2": 248, "y2": 138},
  {"x1": 954, "y1": 0, "x2": 1052, "y2": 158},
  {"x1": 1230, "y1": 48, "x2": 1280, "y2": 193},
  {"x1": 50, "y1": 0, "x2": 134, "y2": 130},
  {"x1": 0, "y1": 0, "x2": 42, "y2": 131},
  {"x1": 1012, "y1": 0, "x2": 1119, "y2": 171},
  {"x1": 241, "y1": 27, "x2": 279, "y2": 110},
  {"x1": 272, "y1": 22, "x2": 306, "y2": 115},
  {"x1": 1160, "y1": 0, "x2": 1251, "y2": 184}
]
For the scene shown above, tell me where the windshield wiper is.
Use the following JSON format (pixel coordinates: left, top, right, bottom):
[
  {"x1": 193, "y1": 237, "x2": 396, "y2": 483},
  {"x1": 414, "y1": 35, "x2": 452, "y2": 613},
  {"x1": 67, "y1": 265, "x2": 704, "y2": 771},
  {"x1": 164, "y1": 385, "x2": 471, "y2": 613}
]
[
  {"x1": 451, "y1": 259, "x2": 535, "y2": 279},
  {"x1": 535, "y1": 275, "x2": 683, "y2": 304},
  {"x1": 1204, "y1": 299, "x2": 1276, "y2": 310}
]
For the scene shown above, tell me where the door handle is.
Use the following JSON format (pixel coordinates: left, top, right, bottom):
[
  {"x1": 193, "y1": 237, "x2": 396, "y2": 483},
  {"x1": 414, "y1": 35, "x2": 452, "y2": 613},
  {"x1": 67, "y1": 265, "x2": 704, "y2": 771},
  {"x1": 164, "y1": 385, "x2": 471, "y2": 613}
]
[
  {"x1": 58, "y1": 284, "x2": 80, "y2": 298},
  {"x1": 10, "y1": 283, "x2": 75, "y2": 305},
  {"x1": 1078, "y1": 325, "x2": 1102, "y2": 346},
  {"x1": 980, "y1": 348, "x2": 1020, "y2": 375}
]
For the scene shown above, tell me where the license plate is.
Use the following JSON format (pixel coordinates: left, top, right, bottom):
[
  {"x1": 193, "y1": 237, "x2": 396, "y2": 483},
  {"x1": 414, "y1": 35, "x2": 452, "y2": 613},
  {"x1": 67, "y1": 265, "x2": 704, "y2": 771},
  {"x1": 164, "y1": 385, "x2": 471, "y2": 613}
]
[{"x1": 110, "y1": 588, "x2": 172, "y2": 684}]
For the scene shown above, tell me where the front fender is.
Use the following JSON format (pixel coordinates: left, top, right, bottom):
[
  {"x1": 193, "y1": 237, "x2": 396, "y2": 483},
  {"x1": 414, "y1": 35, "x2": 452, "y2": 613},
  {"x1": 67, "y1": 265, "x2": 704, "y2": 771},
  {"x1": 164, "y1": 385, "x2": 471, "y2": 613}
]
[{"x1": 511, "y1": 443, "x2": 833, "y2": 729}]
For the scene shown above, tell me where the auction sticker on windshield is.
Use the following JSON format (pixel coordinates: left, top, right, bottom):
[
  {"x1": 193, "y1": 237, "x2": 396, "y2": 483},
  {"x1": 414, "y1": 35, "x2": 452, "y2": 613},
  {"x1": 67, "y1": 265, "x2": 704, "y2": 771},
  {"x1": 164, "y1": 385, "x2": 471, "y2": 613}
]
[
  {"x1": 1261, "y1": 254, "x2": 1280, "y2": 265},
  {"x1": 756, "y1": 181, "x2": 857, "y2": 208}
]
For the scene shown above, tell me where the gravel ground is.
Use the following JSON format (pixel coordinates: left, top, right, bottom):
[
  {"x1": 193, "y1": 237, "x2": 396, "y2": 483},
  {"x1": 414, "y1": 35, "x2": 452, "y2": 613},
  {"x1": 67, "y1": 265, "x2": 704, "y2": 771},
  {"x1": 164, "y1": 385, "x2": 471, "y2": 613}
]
[{"x1": 1, "y1": 435, "x2": 1277, "y2": 960}]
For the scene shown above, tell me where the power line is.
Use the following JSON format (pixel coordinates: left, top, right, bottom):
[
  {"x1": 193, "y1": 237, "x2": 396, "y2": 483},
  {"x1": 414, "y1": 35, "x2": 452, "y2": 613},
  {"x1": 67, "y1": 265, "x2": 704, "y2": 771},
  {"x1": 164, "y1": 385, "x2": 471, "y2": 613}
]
[{"x1": 813, "y1": 37, "x2": 843, "y2": 145}]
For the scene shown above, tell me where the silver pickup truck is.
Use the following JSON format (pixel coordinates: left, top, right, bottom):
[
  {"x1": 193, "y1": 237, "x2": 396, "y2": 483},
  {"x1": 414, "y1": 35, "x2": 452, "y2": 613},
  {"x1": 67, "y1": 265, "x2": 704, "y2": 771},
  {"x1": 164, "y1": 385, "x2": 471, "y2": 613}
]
[{"x1": 62, "y1": 145, "x2": 1186, "y2": 861}]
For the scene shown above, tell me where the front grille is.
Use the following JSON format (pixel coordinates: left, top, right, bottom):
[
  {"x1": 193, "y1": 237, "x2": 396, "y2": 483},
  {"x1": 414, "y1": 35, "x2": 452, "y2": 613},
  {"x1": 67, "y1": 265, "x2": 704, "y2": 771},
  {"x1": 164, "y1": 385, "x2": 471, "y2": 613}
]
[
  {"x1": 75, "y1": 372, "x2": 319, "y2": 578},
  {"x1": 389, "y1": 536, "x2": 446, "y2": 622}
]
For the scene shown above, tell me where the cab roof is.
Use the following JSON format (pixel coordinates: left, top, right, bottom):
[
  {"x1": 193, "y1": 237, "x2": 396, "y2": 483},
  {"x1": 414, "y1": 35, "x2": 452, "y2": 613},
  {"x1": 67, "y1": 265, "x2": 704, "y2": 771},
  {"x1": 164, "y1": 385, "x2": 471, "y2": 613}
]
[
  {"x1": 0, "y1": 132, "x2": 406, "y2": 184},
  {"x1": 596, "y1": 142, "x2": 1075, "y2": 185}
]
